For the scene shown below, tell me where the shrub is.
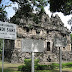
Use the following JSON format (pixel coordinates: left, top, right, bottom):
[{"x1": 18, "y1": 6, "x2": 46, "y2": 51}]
[
  {"x1": 18, "y1": 59, "x2": 72, "y2": 72},
  {"x1": 37, "y1": 65, "x2": 50, "y2": 70},
  {"x1": 37, "y1": 63, "x2": 59, "y2": 70},
  {"x1": 18, "y1": 59, "x2": 39, "y2": 72},
  {"x1": 18, "y1": 65, "x2": 25, "y2": 71},
  {"x1": 51, "y1": 63, "x2": 59, "y2": 69},
  {"x1": 18, "y1": 59, "x2": 59, "y2": 72},
  {"x1": 23, "y1": 59, "x2": 31, "y2": 72},
  {"x1": 62, "y1": 62, "x2": 72, "y2": 68}
]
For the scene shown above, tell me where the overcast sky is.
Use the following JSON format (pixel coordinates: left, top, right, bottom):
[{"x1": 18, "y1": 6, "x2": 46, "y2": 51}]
[{"x1": 1, "y1": 0, "x2": 72, "y2": 30}]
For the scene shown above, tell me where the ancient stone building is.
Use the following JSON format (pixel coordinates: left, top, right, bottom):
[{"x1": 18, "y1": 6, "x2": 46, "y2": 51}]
[{"x1": 4, "y1": 13, "x2": 72, "y2": 63}]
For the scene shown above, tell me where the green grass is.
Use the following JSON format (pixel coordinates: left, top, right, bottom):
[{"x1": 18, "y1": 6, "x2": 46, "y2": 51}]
[
  {"x1": 0, "y1": 68, "x2": 21, "y2": 72},
  {"x1": 0, "y1": 61, "x2": 2, "y2": 64},
  {"x1": 0, "y1": 60, "x2": 72, "y2": 72},
  {"x1": 0, "y1": 60, "x2": 23, "y2": 72},
  {"x1": 35, "y1": 70, "x2": 59, "y2": 72}
]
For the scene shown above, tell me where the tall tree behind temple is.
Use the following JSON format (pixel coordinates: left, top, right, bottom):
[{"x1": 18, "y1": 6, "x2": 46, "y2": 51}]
[
  {"x1": 50, "y1": 0, "x2": 72, "y2": 15},
  {"x1": 0, "y1": 0, "x2": 7, "y2": 21},
  {"x1": 10, "y1": 0, "x2": 72, "y2": 15}
]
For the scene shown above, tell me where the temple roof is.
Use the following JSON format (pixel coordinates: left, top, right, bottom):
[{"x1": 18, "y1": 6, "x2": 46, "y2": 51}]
[{"x1": 10, "y1": 12, "x2": 70, "y2": 35}]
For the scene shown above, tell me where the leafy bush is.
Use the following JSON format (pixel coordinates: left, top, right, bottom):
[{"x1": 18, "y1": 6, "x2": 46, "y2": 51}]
[
  {"x1": 18, "y1": 65, "x2": 25, "y2": 71},
  {"x1": 62, "y1": 62, "x2": 72, "y2": 68},
  {"x1": 18, "y1": 59, "x2": 59, "y2": 72},
  {"x1": 23, "y1": 59, "x2": 32, "y2": 72},
  {"x1": 37, "y1": 65, "x2": 52, "y2": 70},
  {"x1": 51, "y1": 63, "x2": 59, "y2": 69},
  {"x1": 18, "y1": 59, "x2": 72, "y2": 72},
  {"x1": 18, "y1": 59, "x2": 39, "y2": 72},
  {"x1": 37, "y1": 63, "x2": 59, "y2": 70}
]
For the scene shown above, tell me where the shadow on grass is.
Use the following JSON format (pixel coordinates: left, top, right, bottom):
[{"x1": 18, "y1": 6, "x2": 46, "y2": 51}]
[
  {"x1": 0, "y1": 67, "x2": 71, "y2": 72},
  {"x1": 55, "y1": 70, "x2": 72, "y2": 72},
  {"x1": 0, "y1": 68, "x2": 13, "y2": 72},
  {"x1": 0, "y1": 68, "x2": 20, "y2": 72},
  {"x1": 35, "y1": 70, "x2": 72, "y2": 72}
]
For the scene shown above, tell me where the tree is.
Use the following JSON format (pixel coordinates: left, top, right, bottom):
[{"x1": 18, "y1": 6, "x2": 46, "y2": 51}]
[
  {"x1": 10, "y1": 0, "x2": 48, "y2": 15},
  {"x1": 0, "y1": 0, "x2": 1, "y2": 3},
  {"x1": 50, "y1": 0, "x2": 72, "y2": 15},
  {"x1": 0, "y1": 7, "x2": 7, "y2": 21},
  {"x1": 0, "y1": 0, "x2": 7, "y2": 21},
  {"x1": 10, "y1": 0, "x2": 72, "y2": 15},
  {"x1": 0, "y1": 0, "x2": 12, "y2": 21},
  {"x1": 0, "y1": 1, "x2": 9, "y2": 59}
]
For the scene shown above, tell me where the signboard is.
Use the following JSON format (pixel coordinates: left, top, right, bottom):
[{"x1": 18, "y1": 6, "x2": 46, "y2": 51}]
[
  {"x1": 0, "y1": 21, "x2": 16, "y2": 40},
  {"x1": 22, "y1": 38, "x2": 44, "y2": 52},
  {"x1": 54, "y1": 36, "x2": 67, "y2": 47}
]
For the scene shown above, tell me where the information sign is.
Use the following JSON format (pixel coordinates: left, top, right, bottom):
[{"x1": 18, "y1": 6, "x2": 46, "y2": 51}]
[
  {"x1": 22, "y1": 38, "x2": 44, "y2": 52},
  {"x1": 0, "y1": 21, "x2": 16, "y2": 40},
  {"x1": 54, "y1": 36, "x2": 67, "y2": 47}
]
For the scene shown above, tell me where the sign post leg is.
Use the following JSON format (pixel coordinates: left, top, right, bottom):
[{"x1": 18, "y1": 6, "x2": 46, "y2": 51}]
[
  {"x1": 59, "y1": 47, "x2": 62, "y2": 72},
  {"x1": 31, "y1": 52, "x2": 34, "y2": 72},
  {"x1": 2, "y1": 39, "x2": 4, "y2": 72}
]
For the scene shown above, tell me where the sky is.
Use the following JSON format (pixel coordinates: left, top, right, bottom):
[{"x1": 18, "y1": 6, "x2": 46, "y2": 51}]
[
  {"x1": 1, "y1": 0, "x2": 18, "y2": 18},
  {"x1": 1, "y1": 0, "x2": 72, "y2": 30},
  {"x1": 44, "y1": 6, "x2": 72, "y2": 30}
]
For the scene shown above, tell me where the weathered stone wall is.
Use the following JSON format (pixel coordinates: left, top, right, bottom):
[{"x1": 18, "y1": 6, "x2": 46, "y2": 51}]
[
  {"x1": 4, "y1": 14, "x2": 72, "y2": 63},
  {"x1": 7, "y1": 28, "x2": 71, "y2": 63}
]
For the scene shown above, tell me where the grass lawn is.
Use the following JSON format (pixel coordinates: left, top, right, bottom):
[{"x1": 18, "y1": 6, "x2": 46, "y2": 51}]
[
  {"x1": 0, "y1": 60, "x2": 72, "y2": 72},
  {"x1": 35, "y1": 70, "x2": 59, "y2": 72},
  {"x1": 0, "y1": 60, "x2": 23, "y2": 72}
]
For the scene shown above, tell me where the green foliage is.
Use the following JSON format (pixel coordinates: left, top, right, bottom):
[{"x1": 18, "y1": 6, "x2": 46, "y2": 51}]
[
  {"x1": 18, "y1": 59, "x2": 59, "y2": 72},
  {"x1": 0, "y1": 7, "x2": 6, "y2": 21},
  {"x1": 70, "y1": 34, "x2": 72, "y2": 41},
  {"x1": 48, "y1": 62, "x2": 72, "y2": 69},
  {"x1": 0, "y1": 68, "x2": 21, "y2": 72},
  {"x1": 18, "y1": 65, "x2": 25, "y2": 71},
  {"x1": 10, "y1": 0, "x2": 48, "y2": 21},
  {"x1": 10, "y1": 0, "x2": 72, "y2": 15},
  {"x1": 18, "y1": 59, "x2": 72, "y2": 72},
  {"x1": 50, "y1": 0, "x2": 72, "y2": 15},
  {"x1": 37, "y1": 65, "x2": 52, "y2": 70},
  {"x1": 50, "y1": 63, "x2": 59, "y2": 69},
  {"x1": 0, "y1": 2, "x2": 7, "y2": 21},
  {"x1": 70, "y1": 34, "x2": 72, "y2": 48},
  {"x1": 62, "y1": 62, "x2": 72, "y2": 68},
  {"x1": 37, "y1": 62, "x2": 72, "y2": 70},
  {"x1": 18, "y1": 59, "x2": 39, "y2": 72},
  {"x1": 35, "y1": 70, "x2": 59, "y2": 72},
  {"x1": 18, "y1": 62, "x2": 59, "y2": 72}
]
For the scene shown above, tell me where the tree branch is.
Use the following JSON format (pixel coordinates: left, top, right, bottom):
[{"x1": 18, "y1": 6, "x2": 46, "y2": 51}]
[{"x1": 0, "y1": 4, "x2": 11, "y2": 13}]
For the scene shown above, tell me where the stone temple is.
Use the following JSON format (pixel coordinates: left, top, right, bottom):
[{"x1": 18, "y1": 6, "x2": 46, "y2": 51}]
[{"x1": 4, "y1": 13, "x2": 72, "y2": 63}]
